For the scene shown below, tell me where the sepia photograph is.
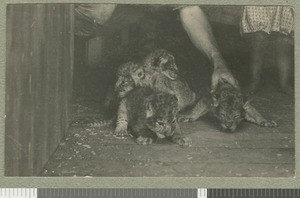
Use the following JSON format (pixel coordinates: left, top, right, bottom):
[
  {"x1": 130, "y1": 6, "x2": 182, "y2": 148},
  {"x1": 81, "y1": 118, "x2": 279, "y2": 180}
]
[{"x1": 5, "y1": 3, "x2": 294, "y2": 177}]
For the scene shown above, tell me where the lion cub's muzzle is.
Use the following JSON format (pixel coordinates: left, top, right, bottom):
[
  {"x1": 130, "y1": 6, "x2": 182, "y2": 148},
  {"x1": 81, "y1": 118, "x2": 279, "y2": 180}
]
[{"x1": 221, "y1": 122, "x2": 238, "y2": 132}]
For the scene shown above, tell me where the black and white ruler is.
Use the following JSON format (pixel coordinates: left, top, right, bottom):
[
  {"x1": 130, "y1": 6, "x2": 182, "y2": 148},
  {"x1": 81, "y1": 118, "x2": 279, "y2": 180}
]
[{"x1": 0, "y1": 188, "x2": 299, "y2": 198}]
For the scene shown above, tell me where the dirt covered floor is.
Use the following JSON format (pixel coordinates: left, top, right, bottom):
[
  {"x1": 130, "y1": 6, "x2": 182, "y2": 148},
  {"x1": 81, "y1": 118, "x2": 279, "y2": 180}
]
[{"x1": 41, "y1": 85, "x2": 294, "y2": 177}]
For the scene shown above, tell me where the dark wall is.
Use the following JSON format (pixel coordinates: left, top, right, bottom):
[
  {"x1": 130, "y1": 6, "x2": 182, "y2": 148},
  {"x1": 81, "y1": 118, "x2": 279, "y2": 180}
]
[{"x1": 5, "y1": 4, "x2": 74, "y2": 176}]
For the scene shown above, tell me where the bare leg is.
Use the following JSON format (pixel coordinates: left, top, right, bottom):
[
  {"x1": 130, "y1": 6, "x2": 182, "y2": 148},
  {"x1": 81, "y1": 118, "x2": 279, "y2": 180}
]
[
  {"x1": 75, "y1": 4, "x2": 117, "y2": 37},
  {"x1": 245, "y1": 32, "x2": 268, "y2": 94},
  {"x1": 275, "y1": 34, "x2": 294, "y2": 96},
  {"x1": 179, "y1": 6, "x2": 238, "y2": 89}
]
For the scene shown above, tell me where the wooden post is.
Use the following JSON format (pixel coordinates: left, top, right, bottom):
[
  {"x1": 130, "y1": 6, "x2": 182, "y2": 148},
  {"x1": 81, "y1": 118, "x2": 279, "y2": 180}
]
[{"x1": 5, "y1": 4, "x2": 74, "y2": 176}]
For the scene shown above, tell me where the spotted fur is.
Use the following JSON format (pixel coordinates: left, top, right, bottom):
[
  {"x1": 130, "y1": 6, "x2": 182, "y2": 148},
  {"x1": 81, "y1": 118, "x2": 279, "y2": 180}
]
[
  {"x1": 114, "y1": 50, "x2": 195, "y2": 111},
  {"x1": 114, "y1": 87, "x2": 191, "y2": 147},
  {"x1": 115, "y1": 61, "x2": 140, "y2": 98},
  {"x1": 143, "y1": 49, "x2": 179, "y2": 80},
  {"x1": 178, "y1": 81, "x2": 278, "y2": 132}
]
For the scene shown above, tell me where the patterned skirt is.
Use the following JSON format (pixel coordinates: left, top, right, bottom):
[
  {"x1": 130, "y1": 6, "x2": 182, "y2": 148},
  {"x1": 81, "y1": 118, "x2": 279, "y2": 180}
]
[{"x1": 241, "y1": 6, "x2": 294, "y2": 37}]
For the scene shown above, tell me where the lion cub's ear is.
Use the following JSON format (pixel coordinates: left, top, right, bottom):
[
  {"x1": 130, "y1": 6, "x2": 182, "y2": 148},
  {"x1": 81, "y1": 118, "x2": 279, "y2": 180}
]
[
  {"x1": 145, "y1": 94, "x2": 156, "y2": 118},
  {"x1": 145, "y1": 101, "x2": 154, "y2": 118},
  {"x1": 162, "y1": 69, "x2": 178, "y2": 80},
  {"x1": 242, "y1": 94, "x2": 252, "y2": 109},
  {"x1": 160, "y1": 56, "x2": 179, "y2": 80},
  {"x1": 132, "y1": 68, "x2": 145, "y2": 80},
  {"x1": 243, "y1": 100, "x2": 251, "y2": 109},
  {"x1": 211, "y1": 90, "x2": 220, "y2": 107}
]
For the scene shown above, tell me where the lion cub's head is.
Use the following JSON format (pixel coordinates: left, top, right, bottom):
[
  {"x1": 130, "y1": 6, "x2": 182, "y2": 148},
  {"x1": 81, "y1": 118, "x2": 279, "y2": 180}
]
[
  {"x1": 115, "y1": 49, "x2": 178, "y2": 98},
  {"x1": 211, "y1": 82, "x2": 247, "y2": 132},
  {"x1": 145, "y1": 92, "x2": 179, "y2": 139},
  {"x1": 115, "y1": 62, "x2": 143, "y2": 98},
  {"x1": 143, "y1": 49, "x2": 179, "y2": 80}
]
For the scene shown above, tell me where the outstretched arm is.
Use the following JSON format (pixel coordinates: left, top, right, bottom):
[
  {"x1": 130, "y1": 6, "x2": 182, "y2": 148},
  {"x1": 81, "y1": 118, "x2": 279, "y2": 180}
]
[{"x1": 179, "y1": 6, "x2": 238, "y2": 89}]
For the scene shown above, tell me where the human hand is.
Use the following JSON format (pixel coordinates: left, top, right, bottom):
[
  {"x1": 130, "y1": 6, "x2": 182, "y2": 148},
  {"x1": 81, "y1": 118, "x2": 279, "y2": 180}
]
[{"x1": 211, "y1": 65, "x2": 239, "y2": 90}]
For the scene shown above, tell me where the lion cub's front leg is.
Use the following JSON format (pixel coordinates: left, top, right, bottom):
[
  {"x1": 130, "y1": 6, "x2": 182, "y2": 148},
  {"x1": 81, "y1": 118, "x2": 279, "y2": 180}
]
[
  {"x1": 135, "y1": 136, "x2": 154, "y2": 145},
  {"x1": 171, "y1": 122, "x2": 192, "y2": 147},
  {"x1": 114, "y1": 98, "x2": 129, "y2": 138},
  {"x1": 243, "y1": 102, "x2": 278, "y2": 127},
  {"x1": 178, "y1": 97, "x2": 210, "y2": 123}
]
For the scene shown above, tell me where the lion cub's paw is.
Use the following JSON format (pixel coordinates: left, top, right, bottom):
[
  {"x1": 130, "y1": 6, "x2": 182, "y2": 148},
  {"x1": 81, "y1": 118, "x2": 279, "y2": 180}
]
[
  {"x1": 173, "y1": 136, "x2": 192, "y2": 148},
  {"x1": 136, "y1": 136, "x2": 153, "y2": 145},
  {"x1": 260, "y1": 120, "x2": 278, "y2": 128},
  {"x1": 158, "y1": 56, "x2": 169, "y2": 65},
  {"x1": 114, "y1": 127, "x2": 129, "y2": 139},
  {"x1": 177, "y1": 115, "x2": 195, "y2": 123}
]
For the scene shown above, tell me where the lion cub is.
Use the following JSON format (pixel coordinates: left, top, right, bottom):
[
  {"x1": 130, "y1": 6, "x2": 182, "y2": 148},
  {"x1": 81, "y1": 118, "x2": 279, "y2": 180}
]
[
  {"x1": 115, "y1": 49, "x2": 196, "y2": 111},
  {"x1": 143, "y1": 48, "x2": 179, "y2": 80},
  {"x1": 178, "y1": 80, "x2": 278, "y2": 131},
  {"x1": 114, "y1": 50, "x2": 195, "y2": 137},
  {"x1": 116, "y1": 87, "x2": 191, "y2": 146}
]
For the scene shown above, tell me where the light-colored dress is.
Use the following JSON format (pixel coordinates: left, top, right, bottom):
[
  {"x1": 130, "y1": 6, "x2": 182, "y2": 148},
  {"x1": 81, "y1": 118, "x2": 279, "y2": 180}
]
[{"x1": 241, "y1": 6, "x2": 294, "y2": 37}]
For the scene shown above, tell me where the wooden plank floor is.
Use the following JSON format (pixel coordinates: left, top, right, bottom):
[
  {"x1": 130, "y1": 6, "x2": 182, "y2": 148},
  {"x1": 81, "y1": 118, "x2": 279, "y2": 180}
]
[{"x1": 41, "y1": 85, "x2": 294, "y2": 177}]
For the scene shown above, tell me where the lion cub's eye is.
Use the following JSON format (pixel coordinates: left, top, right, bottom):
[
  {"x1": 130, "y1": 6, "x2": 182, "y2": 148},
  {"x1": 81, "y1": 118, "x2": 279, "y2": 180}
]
[
  {"x1": 234, "y1": 114, "x2": 240, "y2": 119},
  {"x1": 220, "y1": 113, "x2": 225, "y2": 118},
  {"x1": 156, "y1": 121, "x2": 164, "y2": 126},
  {"x1": 221, "y1": 92, "x2": 227, "y2": 98}
]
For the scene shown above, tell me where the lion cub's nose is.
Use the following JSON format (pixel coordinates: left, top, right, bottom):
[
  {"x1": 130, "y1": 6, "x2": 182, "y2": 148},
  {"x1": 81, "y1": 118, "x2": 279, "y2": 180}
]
[
  {"x1": 157, "y1": 121, "x2": 165, "y2": 126},
  {"x1": 225, "y1": 122, "x2": 233, "y2": 128}
]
